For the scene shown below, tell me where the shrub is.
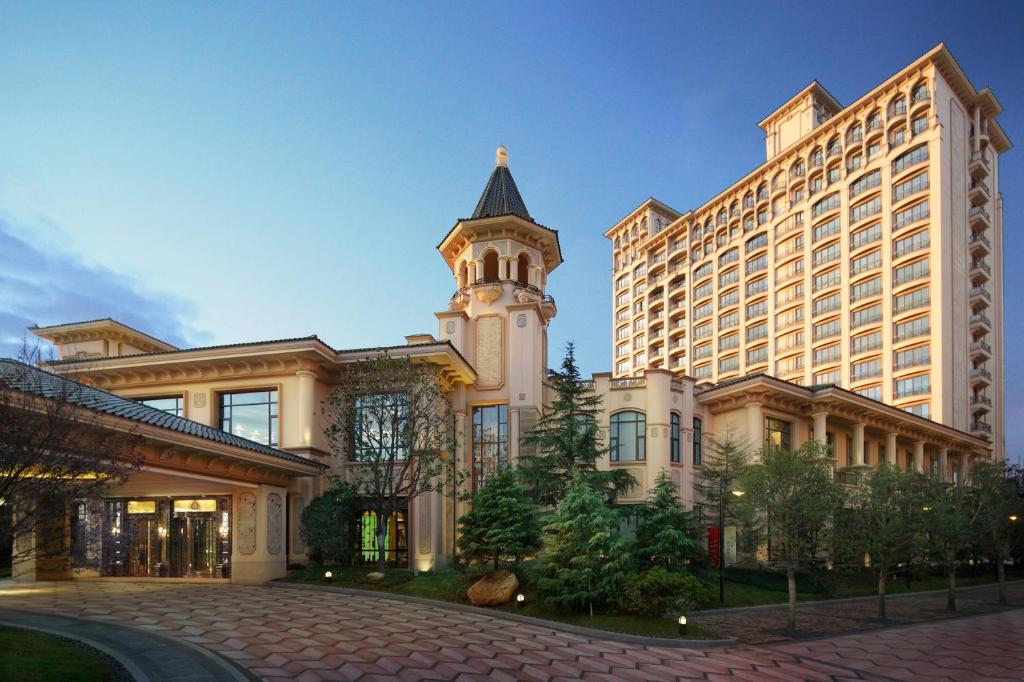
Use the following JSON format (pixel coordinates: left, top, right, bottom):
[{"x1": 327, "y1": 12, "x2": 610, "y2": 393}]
[
  {"x1": 617, "y1": 567, "x2": 710, "y2": 617},
  {"x1": 300, "y1": 478, "x2": 360, "y2": 564},
  {"x1": 458, "y1": 466, "x2": 542, "y2": 569}
]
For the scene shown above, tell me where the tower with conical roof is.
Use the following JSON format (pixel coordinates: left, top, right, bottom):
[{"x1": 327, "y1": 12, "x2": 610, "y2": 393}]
[{"x1": 436, "y1": 147, "x2": 562, "y2": 488}]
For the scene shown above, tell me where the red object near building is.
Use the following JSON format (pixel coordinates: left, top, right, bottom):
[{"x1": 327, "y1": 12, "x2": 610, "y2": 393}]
[{"x1": 708, "y1": 527, "x2": 721, "y2": 568}]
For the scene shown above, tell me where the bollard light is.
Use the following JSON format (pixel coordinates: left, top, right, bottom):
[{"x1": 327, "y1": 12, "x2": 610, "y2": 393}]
[
  {"x1": 677, "y1": 615, "x2": 688, "y2": 637},
  {"x1": 516, "y1": 593, "x2": 526, "y2": 608},
  {"x1": 324, "y1": 570, "x2": 333, "y2": 582},
  {"x1": 1010, "y1": 515, "x2": 1019, "y2": 522}
]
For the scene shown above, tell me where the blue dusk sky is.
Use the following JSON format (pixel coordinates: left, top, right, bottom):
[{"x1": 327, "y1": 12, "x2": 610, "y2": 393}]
[{"x1": 1, "y1": 2, "x2": 1022, "y2": 455}]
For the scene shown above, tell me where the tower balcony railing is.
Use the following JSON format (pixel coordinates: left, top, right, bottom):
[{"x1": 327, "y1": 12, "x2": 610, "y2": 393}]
[{"x1": 452, "y1": 278, "x2": 546, "y2": 300}]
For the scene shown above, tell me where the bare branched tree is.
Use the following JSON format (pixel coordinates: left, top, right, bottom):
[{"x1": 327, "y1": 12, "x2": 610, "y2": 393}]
[
  {"x1": 1, "y1": 345, "x2": 142, "y2": 577},
  {"x1": 324, "y1": 352, "x2": 455, "y2": 571}
]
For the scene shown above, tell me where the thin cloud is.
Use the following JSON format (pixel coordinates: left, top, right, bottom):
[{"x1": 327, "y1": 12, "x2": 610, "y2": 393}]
[{"x1": 0, "y1": 217, "x2": 210, "y2": 357}]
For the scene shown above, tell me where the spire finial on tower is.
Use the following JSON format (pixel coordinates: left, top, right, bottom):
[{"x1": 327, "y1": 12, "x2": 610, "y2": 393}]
[{"x1": 496, "y1": 146, "x2": 508, "y2": 168}]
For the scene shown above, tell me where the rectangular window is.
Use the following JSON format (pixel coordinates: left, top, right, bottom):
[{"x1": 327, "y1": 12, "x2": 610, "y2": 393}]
[
  {"x1": 616, "y1": 359, "x2": 631, "y2": 374},
  {"x1": 694, "y1": 323, "x2": 713, "y2": 340},
  {"x1": 745, "y1": 255, "x2": 767, "y2": 275},
  {"x1": 856, "y1": 385, "x2": 882, "y2": 401},
  {"x1": 472, "y1": 404, "x2": 509, "y2": 486},
  {"x1": 720, "y1": 268, "x2": 741, "y2": 286},
  {"x1": 813, "y1": 268, "x2": 840, "y2": 292},
  {"x1": 813, "y1": 293, "x2": 841, "y2": 316},
  {"x1": 894, "y1": 345, "x2": 930, "y2": 370},
  {"x1": 894, "y1": 286, "x2": 930, "y2": 313},
  {"x1": 813, "y1": 343, "x2": 840, "y2": 366},
  {"x1": 894, "y1": 315, "x2": 930, "y2": 341},
  {"x1": 693, "y1": 262, "x2": 713, "y2": 280},
  {"x1": 893, "y1": 258, "x2": 929, "y2": 286},
  {"x1": 851, "y1": 223, "x2": 882, "y2": 250},
  {"x1": 813, "y1": 217, "x2": 841, "y2": 243},
  {"x1": 903, "y1": 402, "x2": 930, "y2": 419},
  {"x1": 892, "y1": 143, "x2": 928, "y2": 175},
  {"x1": 694, "y1": 281, "x2": 713, "y2": 299},
  {"x1": 746, "y1": 299, "x2": 767, "y2": 318},
  {"x1": 764, "y1": 417, "x2": 792, "y2": 451},
  {"x1": 849, "y1": 170, "x2": 881, "y2": 199},
  {"x1": 812, "y1": 242, "x2": 840, "y2": 267},
  {"x1": 718, "y1": 248, "x2": 738, "y2": 266},
  {"x1": 718, "y1": 333, "x2": 738, "y2": 351},
  {"x1": 851, "y1": 303, "x2": 882, "y2": 328},
  {"x1": 852, "y1": 331, "x2": 882, "y2": 355},
  {"x1": 851, "y1": 276, "x2": 881, "y2": 302},
  {"x1": 717, "y1": 289, "x2": 739, "y2": 309},
  {"x1": 694, "y1": 343, "x2": 712, "y2": 360},
  {"x1": 746, "y1": 322, "x2": 768, "y2": 342},
  {"x1": 894, "y1": 374, "x2": 930, "y2": 398},
  {"x1": 746, "y1": 277, "x2": 768, "y2": 296},
  {"x1": 745, "y1": 232, "x2": 769, "y2": 252},
  {"x1": 693, "y1": 364, "x2": 712, "y2": 379},
  {"x1": 812, "y1": 192, "x2": 840, "y2": 217},
  {"x1": 220, "y1": 390, "x2": 278, "y2": 446},
  {"x1": 671, "y1": 413, "x2": 681, "y2": 463},
  {"x1": 893, "y1": 229, "x2": 929, "y2": 258},
  {"x1": 852, "y1": 250, "x2": 882, "y2": 275},
  {"x1": 814, "y1": 369, "x2": 840, "y2": 385},
  {"x1": 693, "y1": 418, "x2": 703, "y2": 465},
  {"x1": 138, "y1": 396, "x2": 184, "y2": 416},
  {"x1": 912, "y1": 115, "x2": 928, "y2": 136},
  {"x1": 746, "y1": 346, "x2": 768, "y2": 365},
  {"x1": 893, "y1": 200, "x2": 930, "y2": 229},
  {"x1": 694, "y1": 302, "x2": 713, "y2": 320},
  {"x1": 719, "y1": 356, "x2": 739, "y2": 373},
  {"x1": 719, "y1": 311, "x2": 739, "y2": 330},
  {"x1": 850, "y1": 196, "x2": 882, "y2": 224},
  {"x1": 893, "y1": 171, "x2": 929, "y2": 202},
  {"x1": 813, "y1": 318, "x2": 840, "y2": 341},
  {"x1": 852, "y1": 357, "x2": 882, "y2": 381}
]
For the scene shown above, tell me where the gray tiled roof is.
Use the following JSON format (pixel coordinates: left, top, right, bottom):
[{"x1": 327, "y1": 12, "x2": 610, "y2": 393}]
[
  {"x1": 472, "y1": 165, "x2": 531, "y2": 221},
  {"x1": 0, "y1": 359, "x2": 324, "y2": 469}
]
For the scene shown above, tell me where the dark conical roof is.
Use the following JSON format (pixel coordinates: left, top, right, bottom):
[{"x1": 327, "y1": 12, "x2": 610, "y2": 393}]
[{"x1": 471, "y1": 147, "x2": 532, "y2": 221}]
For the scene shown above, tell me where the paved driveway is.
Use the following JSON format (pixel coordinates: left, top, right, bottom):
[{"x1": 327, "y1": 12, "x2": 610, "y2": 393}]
[{"x1": 1, "y1": 580, "x2": 1022, "y2": 681}]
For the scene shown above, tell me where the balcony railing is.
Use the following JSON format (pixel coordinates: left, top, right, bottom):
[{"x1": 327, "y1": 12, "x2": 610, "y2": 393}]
[
  {"x1": 971, "y1": 259, "x2": 991, "y2": 276},
  {"x1": 970, "y1": 367, "x2": 992, "y2": 380},
  {"x1": 970, "y1": 340, "x2": 992, "y2": 354},
  {"x1": 970, "y1": 313, "x2": 992, "y2": 328},
  {"x1": 972, "y1": 421, "x2": 993, "y2": 434},
  {"x1": 970, "y1": 286, "x2": 992, "y2": 302},
  {"x1": 610, "y1": 377, "x2": 646, "y2": 388}
]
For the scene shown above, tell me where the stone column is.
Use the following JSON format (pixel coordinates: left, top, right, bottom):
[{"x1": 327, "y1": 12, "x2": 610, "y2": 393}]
[
  {"x1": 938, "y1": 448, "x2": 949, "y2": 482},
  {"x1": 885, "y1": 432, "x2": 898, "y2": 466},
  {"x1": 746, "y1": 402, "x2": 763, "y2": 453},
  {"x1": 913, "y1": 441, "x2": 925, "y2": 473},
  {"x1": 852, "y1": 423, "x2": 866, "y2": 467},
  {"x1": 960, "y1": 454, "x2": 971, "y2": 484},
  {"x1": 295, "y1": 369, "x2": 317, "y2": 448},
  {"x1": 812, "y1": 411, "x2": 828, "y2": 443},
  {"x1": 645, "y1": 370, "x2": 673, "y2": 476}
]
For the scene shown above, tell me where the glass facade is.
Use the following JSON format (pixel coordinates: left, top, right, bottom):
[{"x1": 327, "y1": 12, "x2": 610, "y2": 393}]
[
  {"x1": 72, "y1": 496, "x2": 232, "y2": 579},
  {"x1": 138, "y1": 396, "x2": 184, "y2": 416}
]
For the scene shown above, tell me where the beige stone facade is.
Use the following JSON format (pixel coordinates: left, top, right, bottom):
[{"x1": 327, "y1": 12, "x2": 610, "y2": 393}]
[{"x1": 605, "y1": 44, "x2": 1009, "y2": 460}]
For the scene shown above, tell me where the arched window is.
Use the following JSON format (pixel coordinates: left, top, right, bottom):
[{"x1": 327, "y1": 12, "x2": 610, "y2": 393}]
[
  {"x1": 516, "y1": 253, "x2": 530, "y2": 285},
  {"x1": 911, "y1": 82, "x2": 929, "y2": 105},
  {"x1": 609, "y1": 411, "x2": 646, "y2": 462},
  {"x1": 614, "y1": 237, "x2": 621, "y2": 249},
  {"x1": 692, "y1": 417, "x2": 703, "y2": 465},
  {"x1": 889, "y1": 95, "x2": 907, "y2": 118},
  {"x1": 482, "y1": 250, "x2": 499, "y2": 280},
  {"x1": 670, "y1": 412, "x2": 681, "y2": 463}
]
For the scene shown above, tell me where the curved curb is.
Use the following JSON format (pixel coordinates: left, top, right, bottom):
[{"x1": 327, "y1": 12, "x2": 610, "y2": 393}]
[
  {"x1": 0, "y1": 609, "x2": 259, "y2": 682},
  {"x1": 267, "y1": 580, "x2": 738, "y2": 648}
]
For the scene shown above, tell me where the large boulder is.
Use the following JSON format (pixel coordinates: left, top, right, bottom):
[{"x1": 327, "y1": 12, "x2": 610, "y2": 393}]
[
  {"x1": 365, "y1": 571, "x2": 386, "y2": 582},
  {"x1": 467, "y1": 570, "x2": 519, "y2": 607}
]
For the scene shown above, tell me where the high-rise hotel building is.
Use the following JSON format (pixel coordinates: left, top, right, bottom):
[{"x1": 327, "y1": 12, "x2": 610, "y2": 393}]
[{"x1": 606, "y1": 44, "x2": 1009, "y2": 459}]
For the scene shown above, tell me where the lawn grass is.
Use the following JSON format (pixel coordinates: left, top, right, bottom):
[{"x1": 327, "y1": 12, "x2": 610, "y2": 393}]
[{"x1": 0, "y1": 628, "x2": 116, "y2": 682}]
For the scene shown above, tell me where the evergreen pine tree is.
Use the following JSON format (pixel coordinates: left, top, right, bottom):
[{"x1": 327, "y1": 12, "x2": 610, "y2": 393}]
[
  {"x1": 693, "y1": 434, "x2": 752, "y2": 533},
  {"x1": 633, "y1": 471, "x2": 703, "y2": 570},
  {"x1": 519, "y1": 343, "x2": 635, "y2": 506},
  {"x1": 457, "y1": 466, "x2": 542, "y2": 570},
  {"x1": 533, "y1": 472, "x2": 630, "y2": 617}
]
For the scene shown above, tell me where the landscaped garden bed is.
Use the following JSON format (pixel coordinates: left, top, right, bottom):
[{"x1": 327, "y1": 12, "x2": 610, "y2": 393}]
[{"x1": 0, "y1": 627, "x2": 123, "y2": 682}]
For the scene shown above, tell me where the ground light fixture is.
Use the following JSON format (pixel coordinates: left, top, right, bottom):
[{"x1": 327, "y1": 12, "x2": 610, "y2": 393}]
[
  {"x1": 324, "y1": 570, "x2": 333, "y2": 583},
  {"x1": 516, "y1": 593, "x2": 525, "y2": 608},
  {"x1": 1010, "y1": 515, "x2": 1019, "y2": 522},
  {"x1": 677, "y1": 615, "x2": 687, "y2": 637}
]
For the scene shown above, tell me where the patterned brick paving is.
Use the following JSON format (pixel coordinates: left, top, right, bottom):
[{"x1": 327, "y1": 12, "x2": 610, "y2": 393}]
[
  {"x1": 0, "y1": 580, "x2": 1021, "y2": 680},
  {"x1": 695, "y1": 580, "x2": 1024, "y2": 644}
]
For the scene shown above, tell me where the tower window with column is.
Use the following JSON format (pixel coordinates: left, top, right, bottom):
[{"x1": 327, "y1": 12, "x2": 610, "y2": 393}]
[
  {"x1": 765, "y1": 416, "x2": 792, "y2": 451},
  {"x1": 472, "y1": 404, "x2": 508, "y2": 488}
]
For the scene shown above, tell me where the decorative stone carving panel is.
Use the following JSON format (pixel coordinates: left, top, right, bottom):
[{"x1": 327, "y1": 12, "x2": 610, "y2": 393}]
[
  {"x1": 267, "y1": 493, "x2": 283, "y2": 555},
  {"x1": 417, "y1": 495, "x2": 431, "y2": 555},
  {"x1": 475, "y1": 316, "x2": 503, "y2": 388},
  {"x1": 237, "y1": 492, "x2": 257, "y2": 555}
]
